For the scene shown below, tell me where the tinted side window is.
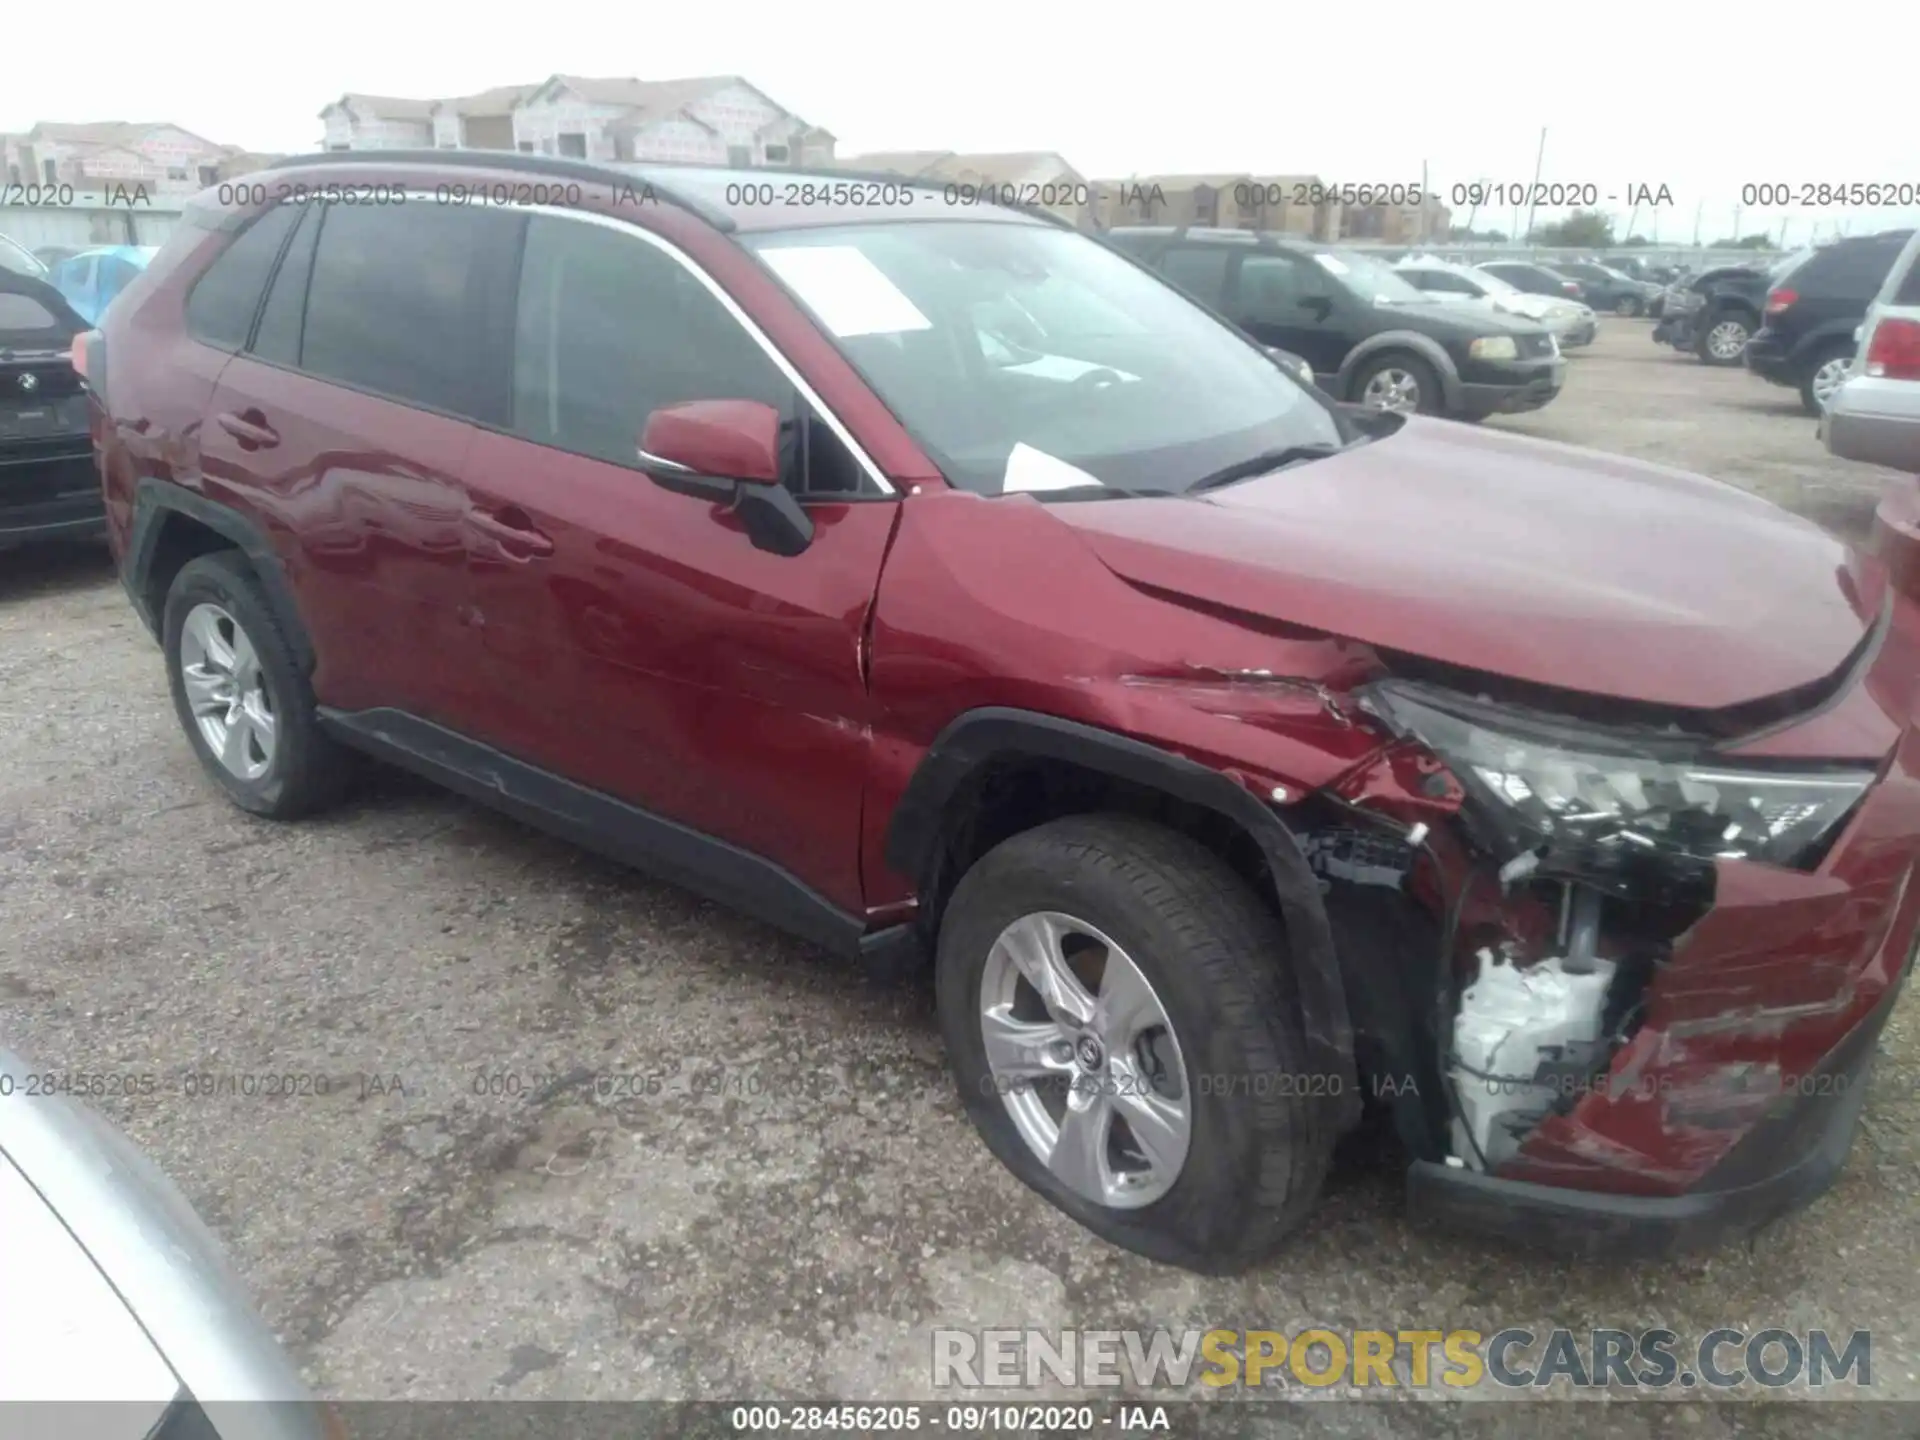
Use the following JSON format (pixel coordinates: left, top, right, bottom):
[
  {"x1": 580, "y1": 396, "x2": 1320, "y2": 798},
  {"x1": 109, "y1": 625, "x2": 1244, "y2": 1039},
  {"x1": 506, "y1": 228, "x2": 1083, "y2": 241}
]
[
  {"x1": 185, "y1": 205, "x2": 300, "y2": 351},
  {"x1": 300, "y1": 201, "x2": 518, "y2": 417},
  {"x1": 1157, "y1": 245, "x2": 1232, "y2": 309},
  {"x1": 1236, "y1": 253, "x2": 1322, "y2": 322},
  {"x1": 251, "y1": 203, "x2": 321, "y2": 367},
  {"x1": 510, "y1": 215, "x2": 790, "y2": 472}
]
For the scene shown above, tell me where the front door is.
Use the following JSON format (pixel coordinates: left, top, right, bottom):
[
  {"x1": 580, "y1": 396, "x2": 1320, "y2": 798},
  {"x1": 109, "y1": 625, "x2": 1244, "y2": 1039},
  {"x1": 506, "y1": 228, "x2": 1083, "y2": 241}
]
[
  {"x1": 1229, "y1": 250, "x2": 1352, "y2": 379},
  {"x1": 455, "y1": 212, "x2": 897, "y2": 912}
]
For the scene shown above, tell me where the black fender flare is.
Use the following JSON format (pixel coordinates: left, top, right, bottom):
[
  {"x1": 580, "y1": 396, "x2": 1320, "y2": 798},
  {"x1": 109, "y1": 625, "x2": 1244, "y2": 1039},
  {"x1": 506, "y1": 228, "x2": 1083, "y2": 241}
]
[
  {"x1": 124, "y1": 478, "x2": 315, "y2": 673},
  {"x1": 1336, "y1": 330, "x2": 1462, "y2": 410},
  {"x1": 886, "y1": 707, "x2": 1360, "y2": 1128}
]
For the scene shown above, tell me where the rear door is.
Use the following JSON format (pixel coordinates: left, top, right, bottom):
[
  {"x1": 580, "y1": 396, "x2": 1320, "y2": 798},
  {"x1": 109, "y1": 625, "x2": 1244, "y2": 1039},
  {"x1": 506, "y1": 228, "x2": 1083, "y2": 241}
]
[
  {"x1": 198, "y1": 196, "x2": 520, "y2": 721},
  {"x1": 0, "y1": 278, "x2": 92, "y2": 524},
  {"x1": 453, "y1": 212, "x2": 897, "y2": 911}
]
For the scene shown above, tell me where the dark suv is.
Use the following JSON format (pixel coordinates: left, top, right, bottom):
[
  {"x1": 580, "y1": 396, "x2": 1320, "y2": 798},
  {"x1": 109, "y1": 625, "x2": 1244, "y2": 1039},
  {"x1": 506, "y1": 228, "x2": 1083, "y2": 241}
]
[
  {"x1": 1746, "y1": 231, "x2": 1914, "y2": 415},
  {"x1": 1653, "y1": 253, "x2": 1805, "y2": 366},
  {"x1": 1, "y1": 266, "x2": 99, "y2": 550},
  {"x1": 1105, "y1": 227, "x2": 1563, "y2": 420},
  {"x1": 84, "y1": 153, "x2": 1920, "y2": 1271}
]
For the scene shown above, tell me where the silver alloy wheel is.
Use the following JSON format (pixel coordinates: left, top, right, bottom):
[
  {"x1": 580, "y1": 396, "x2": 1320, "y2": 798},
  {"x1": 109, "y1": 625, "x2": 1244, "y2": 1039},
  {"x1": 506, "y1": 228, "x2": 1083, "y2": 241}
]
[
  {"x1": 979, "y1": 911, "x2": 1191, "y2": 1209},
  {"x1": 1706, "y1": 320, "x2": 1749, "y2": 360},
  {"x1": 179, "y1": 602, "x2": 277, "y2": 782},
  {"x1": 1360, "y1": 366, "x2": 1421, "y2": 413},
  {"x1": 1615, "y1": 296, "x2": 1637, "y2": 316},
  {"x1": 1811, "y1": 355, "x2": 1852, "y2": 410}
]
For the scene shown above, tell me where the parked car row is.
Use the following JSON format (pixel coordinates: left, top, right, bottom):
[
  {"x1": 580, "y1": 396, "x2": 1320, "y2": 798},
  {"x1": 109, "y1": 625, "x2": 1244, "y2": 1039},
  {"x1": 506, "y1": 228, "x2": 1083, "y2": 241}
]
[
  {"x1": 1653, "y1": 231, "x2": 1915, "y2": 415},
  {"x1": 1104, "y1": 227, "x2": 1567, "y2": 422},
  {"x1": 1391, "y1": 255, "x2": 1598, "y2": 349}
]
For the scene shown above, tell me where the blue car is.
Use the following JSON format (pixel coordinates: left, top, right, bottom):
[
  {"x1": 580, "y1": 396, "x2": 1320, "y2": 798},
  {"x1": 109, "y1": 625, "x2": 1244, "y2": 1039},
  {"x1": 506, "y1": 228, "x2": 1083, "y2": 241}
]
[{"x1": 51, "y1": 244, "x2": 157, "y2": 324}]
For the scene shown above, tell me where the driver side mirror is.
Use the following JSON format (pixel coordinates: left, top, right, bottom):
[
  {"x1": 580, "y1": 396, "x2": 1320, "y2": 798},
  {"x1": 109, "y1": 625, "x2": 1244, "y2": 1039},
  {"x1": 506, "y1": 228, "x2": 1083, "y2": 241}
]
[
  {"x1": 1296, "y1": 294, "x2": 1334, "y2": 321},
  {"x1": 638, "y1": 400, "x2": 814, "y2": 557}
]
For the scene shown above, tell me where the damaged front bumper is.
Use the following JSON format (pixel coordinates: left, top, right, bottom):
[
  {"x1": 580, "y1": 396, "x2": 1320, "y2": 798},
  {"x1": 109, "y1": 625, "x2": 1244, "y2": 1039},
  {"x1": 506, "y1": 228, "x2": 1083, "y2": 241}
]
[
  {"x1": 1328, "y1": 596, "x2": 1920, "y2": 1255},
  {"x1": 1411, "y1": 941, "x2": 1904, "y2": 1257}
]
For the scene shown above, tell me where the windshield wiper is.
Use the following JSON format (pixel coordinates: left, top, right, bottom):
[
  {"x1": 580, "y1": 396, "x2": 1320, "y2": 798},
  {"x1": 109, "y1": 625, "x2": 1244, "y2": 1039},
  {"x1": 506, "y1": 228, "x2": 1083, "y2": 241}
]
[{"x1": 1187, "y1": 443, "x2": 1346, "y2": 494}]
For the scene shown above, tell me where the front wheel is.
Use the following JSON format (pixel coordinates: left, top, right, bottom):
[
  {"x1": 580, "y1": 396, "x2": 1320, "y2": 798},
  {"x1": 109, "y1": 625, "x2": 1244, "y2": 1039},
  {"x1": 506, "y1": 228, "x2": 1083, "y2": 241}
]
[
  {"x1": 935, "y1": 815, "x2": 1334, "y2": 1273},
  {"x1": 1350, "y1": 352, "x2": 1442, "y2": 415},
  {"x1": 1615, "y1": 295, "x2": 1645, "y2": 318},
  {"x1": 1696, "y1": 310, "x2": 1753, "y2": 365}
]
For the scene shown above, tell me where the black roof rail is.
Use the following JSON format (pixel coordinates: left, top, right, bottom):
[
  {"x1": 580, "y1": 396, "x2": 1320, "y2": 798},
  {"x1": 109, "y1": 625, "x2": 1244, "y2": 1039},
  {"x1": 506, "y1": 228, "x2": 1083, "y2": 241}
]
[{"x1": 256, "y1": 149, "x2": 738, "y2": 232}]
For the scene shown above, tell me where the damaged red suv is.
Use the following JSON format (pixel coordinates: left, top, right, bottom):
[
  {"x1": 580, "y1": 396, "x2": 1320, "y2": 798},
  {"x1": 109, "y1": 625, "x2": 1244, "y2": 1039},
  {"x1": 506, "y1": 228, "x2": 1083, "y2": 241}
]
[{"x1": 84, "y1": 153, "x2": 1918, "y2": 1273}]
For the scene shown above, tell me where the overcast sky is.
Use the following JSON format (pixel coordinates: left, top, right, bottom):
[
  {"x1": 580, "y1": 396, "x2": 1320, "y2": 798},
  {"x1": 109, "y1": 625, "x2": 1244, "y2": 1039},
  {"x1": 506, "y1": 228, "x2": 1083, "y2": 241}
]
[{"x1": 9, "y1": 0, "x2": 1916, "y2": 245}]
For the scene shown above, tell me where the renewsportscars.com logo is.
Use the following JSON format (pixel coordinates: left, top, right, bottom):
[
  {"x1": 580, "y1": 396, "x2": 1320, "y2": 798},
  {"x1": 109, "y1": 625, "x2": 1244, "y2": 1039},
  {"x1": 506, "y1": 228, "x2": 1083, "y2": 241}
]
[{"x1": 932, "y1": 1327, "x2": 1872, "y2": 1392}]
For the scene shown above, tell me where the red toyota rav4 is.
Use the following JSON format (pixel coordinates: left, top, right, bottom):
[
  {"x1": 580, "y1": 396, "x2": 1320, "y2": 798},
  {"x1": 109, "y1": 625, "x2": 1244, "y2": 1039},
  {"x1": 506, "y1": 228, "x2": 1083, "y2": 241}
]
[{"x1": 82, "y1": 153, "x2": 1919, "y2": 1273}]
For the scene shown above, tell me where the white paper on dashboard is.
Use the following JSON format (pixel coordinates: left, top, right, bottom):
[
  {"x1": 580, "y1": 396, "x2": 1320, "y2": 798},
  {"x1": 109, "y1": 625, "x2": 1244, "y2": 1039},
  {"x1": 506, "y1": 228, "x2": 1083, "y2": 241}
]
[
  {"x1": 1003, "y1": 355, "x2": 1141, "y2": 383},
  {"x1": 757, "y1": 246, "x2": 933, "y2": 338},
  {"x1": 1001, "y1": 443, "x2": 1103, "y2": 493}
]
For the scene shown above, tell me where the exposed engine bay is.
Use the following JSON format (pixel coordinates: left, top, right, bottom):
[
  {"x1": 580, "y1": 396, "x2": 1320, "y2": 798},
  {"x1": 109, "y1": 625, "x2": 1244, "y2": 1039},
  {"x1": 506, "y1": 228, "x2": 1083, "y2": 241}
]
[{"x1": 1298, "y1": 668, "x2": 1878, "y2": 1175}]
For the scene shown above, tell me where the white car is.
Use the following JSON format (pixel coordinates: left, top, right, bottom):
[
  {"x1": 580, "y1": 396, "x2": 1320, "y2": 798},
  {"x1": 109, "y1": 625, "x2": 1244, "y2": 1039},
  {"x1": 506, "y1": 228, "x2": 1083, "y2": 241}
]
[
  {"x1": 1393, "y1": 256, "x2": 1598, "y2": 348},
  {"x1": 1823, "y1": 227, "x2": 1920, "y2": 472}
]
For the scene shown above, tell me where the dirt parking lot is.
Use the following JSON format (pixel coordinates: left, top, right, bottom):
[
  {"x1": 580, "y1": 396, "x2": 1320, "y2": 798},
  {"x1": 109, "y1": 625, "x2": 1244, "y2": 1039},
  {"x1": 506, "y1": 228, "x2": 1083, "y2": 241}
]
[{"x1": 3, "y1": 320, "x2": 1917, "y2": 1434}]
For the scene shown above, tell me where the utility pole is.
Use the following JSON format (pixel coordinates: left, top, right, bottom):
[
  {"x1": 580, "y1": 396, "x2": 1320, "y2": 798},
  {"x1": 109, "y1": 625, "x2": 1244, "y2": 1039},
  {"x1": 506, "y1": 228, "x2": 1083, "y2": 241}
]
[
  {"x1": 1522, "y1": 127, "x2": 1548, "y2": 242},
  {"x1": 1691, "y1": 199, "x2": 1704, "y2": 247},
  {"x1": 1421, "y1": 158, "x2": 1430, "y2": 242},
  {"x1": 1625, "y1": 200, "x2": 1641, "y2": 243},
  {"x1": 1732, "y1": 203, "x2": 1742, "y2": 242}
]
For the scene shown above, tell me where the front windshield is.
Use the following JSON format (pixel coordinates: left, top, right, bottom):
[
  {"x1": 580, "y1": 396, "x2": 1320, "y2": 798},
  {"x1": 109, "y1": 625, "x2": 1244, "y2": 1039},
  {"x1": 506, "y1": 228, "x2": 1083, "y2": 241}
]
[
  {"x1": 1314, "y1": 248, "x2": 1429, "y2": 305},
  {"x1": 0, "y1": 236, "x2": 48, "y2": 280},
  {"x1": 748, "y1": 222, "x2": 1343, "y2": 497}
]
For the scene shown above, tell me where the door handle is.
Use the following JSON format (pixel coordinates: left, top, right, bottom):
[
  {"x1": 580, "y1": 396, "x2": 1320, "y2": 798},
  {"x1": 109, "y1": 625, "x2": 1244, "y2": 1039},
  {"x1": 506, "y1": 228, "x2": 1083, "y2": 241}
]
[
  {"x1": 215, "y1": 409, "x2": 280, "y2": 450},
  {"x1": 467, "y1": 505, "x2": 554, "y2": 558}
]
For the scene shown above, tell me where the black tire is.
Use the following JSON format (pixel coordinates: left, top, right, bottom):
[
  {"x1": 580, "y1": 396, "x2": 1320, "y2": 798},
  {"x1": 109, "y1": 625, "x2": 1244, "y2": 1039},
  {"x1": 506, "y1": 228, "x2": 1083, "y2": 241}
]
[
  {"x1": 162, "y1": 550, "x2": 354, "y2": 819},
  {"x1": 1798, "y1": 342, "x2": 1855, "y2": 417},
  {"x1": 1694, "y1": 308, "x2": 1753, "y2": 366},
  {"x1": 1348, "y1": 351, "x2": 1443, "y2": 416},
  {"x1": 935, "y1": 814, "x2": 1335, "y2": 1273}
]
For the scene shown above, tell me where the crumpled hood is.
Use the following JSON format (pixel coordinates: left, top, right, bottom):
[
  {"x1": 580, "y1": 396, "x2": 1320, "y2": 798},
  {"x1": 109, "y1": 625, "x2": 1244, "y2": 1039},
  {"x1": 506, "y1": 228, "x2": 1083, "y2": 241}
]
[{"x1": 1052, "y1": 418, "x2": 1881, "y2": 714}]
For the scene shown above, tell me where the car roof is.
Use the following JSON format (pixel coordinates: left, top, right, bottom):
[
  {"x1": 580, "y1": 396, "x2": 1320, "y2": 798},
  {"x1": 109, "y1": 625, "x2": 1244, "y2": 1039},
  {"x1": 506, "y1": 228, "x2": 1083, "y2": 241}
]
[{"x1": 242, "y1": 150, "x2": 1054, "y2": 234}]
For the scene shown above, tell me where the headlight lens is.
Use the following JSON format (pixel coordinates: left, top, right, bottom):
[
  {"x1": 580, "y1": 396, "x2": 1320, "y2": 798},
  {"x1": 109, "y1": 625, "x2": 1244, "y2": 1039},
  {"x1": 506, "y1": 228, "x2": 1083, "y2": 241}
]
[
  {"x1": 1367, "y1": 682, "x2": 1871, "y2": 871},
  {"x1": 1469, "y1": 335, "x2": 1519, "y2": 361}
]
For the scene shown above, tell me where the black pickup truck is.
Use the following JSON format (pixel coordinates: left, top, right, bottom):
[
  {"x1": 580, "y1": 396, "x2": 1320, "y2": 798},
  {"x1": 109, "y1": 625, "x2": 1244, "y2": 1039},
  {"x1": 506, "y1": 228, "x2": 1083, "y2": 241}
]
[{"x1": 1653, "y1": 250, "x2": 1811, "y2": 366}]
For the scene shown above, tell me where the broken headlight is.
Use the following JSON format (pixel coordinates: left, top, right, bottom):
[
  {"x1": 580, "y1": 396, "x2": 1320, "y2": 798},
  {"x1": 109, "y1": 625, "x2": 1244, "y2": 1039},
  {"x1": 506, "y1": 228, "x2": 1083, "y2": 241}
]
[{"x1": 1367, "y1": 682, "x2": 1871, "y2": 872}]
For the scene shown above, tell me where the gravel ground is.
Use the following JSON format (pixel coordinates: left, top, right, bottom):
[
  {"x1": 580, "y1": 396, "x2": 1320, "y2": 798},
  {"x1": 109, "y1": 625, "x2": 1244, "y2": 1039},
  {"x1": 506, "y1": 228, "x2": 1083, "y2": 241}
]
[{"x1": 3, "y1": 320, "x2": 1917, "y2": 1434}]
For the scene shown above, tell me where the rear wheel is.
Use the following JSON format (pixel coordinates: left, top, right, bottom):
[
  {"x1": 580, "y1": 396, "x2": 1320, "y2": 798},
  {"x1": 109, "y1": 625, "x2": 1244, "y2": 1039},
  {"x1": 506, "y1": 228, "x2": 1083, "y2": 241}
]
[
  {"x1": 1614, "y1": 294, "x2": 1645, "y2": 317},
  {"x1": 1696, "y1": 309, "x2": 1753, "y2": 365},
  {"x1": 1801, "y1": 344, "x2": 1854, "y2": 416},
  {"x1": 162, "y1": 551, "x2": 354, "y2": 818},
  {"x1": 936, "y1": 814, "x2": 1334, "y2": 1273},
  {"x1": 1350, "y1": 352, "x2": 1441, "y2": 415}
]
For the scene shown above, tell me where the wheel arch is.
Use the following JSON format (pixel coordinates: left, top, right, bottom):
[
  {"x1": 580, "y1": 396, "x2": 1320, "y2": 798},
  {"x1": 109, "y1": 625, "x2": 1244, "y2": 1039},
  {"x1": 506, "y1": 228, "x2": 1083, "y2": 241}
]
[
  {"x1": 886, "y1": 707, "x2": 1361, "y2": 1127},
  {"x1": 1336, "y1": 331, "x2": 1462, "y2": 410},
  {"x1": 125, "y1": 480, "x2": 314, "y2": 674}
]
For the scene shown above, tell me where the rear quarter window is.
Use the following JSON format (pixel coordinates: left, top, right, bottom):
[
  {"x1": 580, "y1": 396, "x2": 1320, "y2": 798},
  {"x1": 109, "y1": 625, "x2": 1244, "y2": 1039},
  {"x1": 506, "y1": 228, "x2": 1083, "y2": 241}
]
[
  {"x1": 0, "y1": 293, "x2": 60, "y2": 331},
  {"x1": 1893, "y1": 247, "x2": 1920, "y2": 306},
  {"x1": 184, "y1": 203, "x2": 302, "y2": 351}
]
